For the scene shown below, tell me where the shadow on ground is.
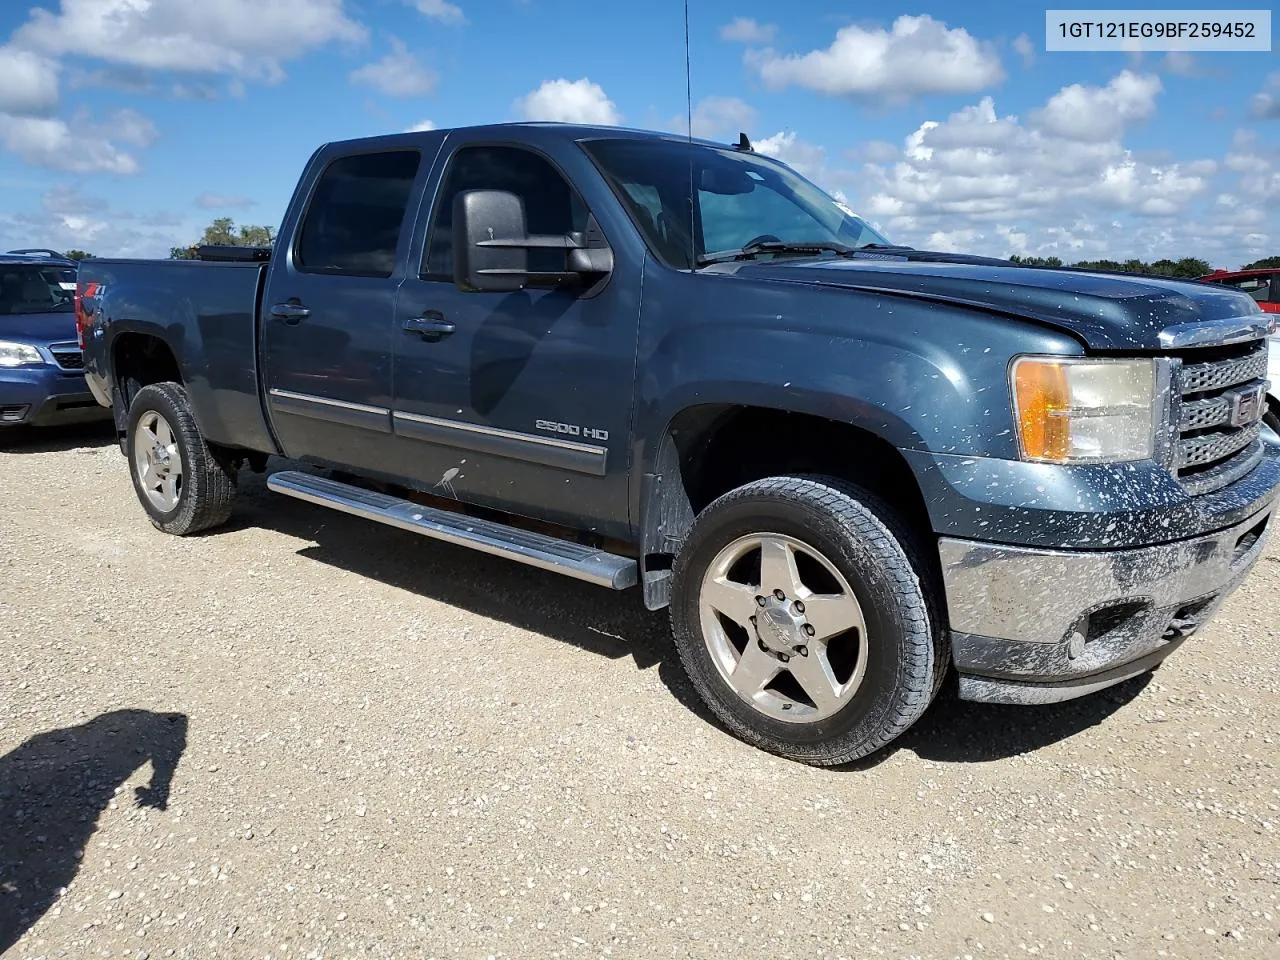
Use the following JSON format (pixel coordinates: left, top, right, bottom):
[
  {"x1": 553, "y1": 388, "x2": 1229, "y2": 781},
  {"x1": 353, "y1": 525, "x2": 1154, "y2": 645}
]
[
  {"x1": 231, "y1": 463, "x2": 1152, "y2": 769},
  {"x1": 0, "y1": 420, "x2": 116, "y2": 454},
  {"x1": 0, "y1": 710, "x2": 188, "y2": 954}
]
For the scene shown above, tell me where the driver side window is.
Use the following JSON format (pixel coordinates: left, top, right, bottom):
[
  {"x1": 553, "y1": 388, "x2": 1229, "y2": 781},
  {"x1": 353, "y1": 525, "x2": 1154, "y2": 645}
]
[{"x1": 422, "y1": 145, "x2": 588, "y2": 280}]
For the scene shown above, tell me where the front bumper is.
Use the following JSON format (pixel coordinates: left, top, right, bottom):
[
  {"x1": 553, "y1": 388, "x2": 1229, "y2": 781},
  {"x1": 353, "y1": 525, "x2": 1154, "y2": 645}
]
[
  {"x1": 1, "y1": 364, "x2": 112, "y2": 428},
  {"x1": 939, "y1": 499, "x2": 1276, "y2": 704}
]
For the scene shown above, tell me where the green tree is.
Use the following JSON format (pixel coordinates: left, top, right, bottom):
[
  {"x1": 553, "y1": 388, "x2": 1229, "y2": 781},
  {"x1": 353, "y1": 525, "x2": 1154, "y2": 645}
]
[
  {"x1": 170, "y1": 217, "x2": 276, "y2": 259},
  {"x1": 1241, "y1": 256, "x2": 1280, "y2": 270},
  {"x1": 63, "y1": 249, "x2": 94, "y2": 260},
  {"x1": 1008, "y1": 254, "x2": 1062, "y2": 267}
]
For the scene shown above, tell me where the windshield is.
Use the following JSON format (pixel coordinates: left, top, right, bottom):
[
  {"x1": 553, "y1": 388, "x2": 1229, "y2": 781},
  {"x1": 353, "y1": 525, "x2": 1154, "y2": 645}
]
[
  {"x1": 0, "y1": 264, "x2": 75, "y2": 315},
  {"x1": 581, "y1": 137, "x2": 892, "y2": 269}
]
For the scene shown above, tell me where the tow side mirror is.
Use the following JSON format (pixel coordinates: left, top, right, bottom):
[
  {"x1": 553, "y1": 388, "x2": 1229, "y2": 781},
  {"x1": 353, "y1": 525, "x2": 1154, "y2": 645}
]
[
  {"x1": 452, "y1": 188, "x2": 615, "y2": 294},
  {"x1": 453, "y1": 189, "x2": 529, "y2": 293}
]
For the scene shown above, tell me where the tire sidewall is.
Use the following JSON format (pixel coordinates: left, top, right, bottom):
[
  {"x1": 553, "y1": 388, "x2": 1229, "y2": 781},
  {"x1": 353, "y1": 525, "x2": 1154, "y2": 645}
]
[
  {"x1": 671, "y1": 483, "x2": 930, "y2": 758},
  {"x1": 126, "y1": 385, "x2": 195, "y2": 531}
]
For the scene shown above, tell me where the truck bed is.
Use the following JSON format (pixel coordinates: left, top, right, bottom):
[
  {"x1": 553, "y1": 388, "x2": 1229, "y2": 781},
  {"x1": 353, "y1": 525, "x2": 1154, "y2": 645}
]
[{"x1": 80, "y1": 257, "x2": 277, "y2": 455}]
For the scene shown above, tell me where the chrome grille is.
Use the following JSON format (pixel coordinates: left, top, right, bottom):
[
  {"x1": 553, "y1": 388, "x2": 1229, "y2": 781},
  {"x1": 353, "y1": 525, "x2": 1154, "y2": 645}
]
[
  {"x1": 1180, "y1": 347, "x2": 1268, "y2": 393},
  {"x1": 1173, "y1": 339, "x2": 1270, "y2": 495},
  {"x1": 1177, "y1": 422, "x2": 1260, "y2": 469}
]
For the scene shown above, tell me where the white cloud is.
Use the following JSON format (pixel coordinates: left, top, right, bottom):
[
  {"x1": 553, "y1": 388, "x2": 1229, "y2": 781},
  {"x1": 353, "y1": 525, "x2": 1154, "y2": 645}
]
[
  {"x1": 1030, "y1": 70, "x2": 1161, "y2": 142},
  {"x1": 0, "y1": 108, "x2": 154, "y2": 174},
  {"x1": 196, "y1": 192, "x2": 256, "y2": 209},
  {"x1": 406, "y1": 119, "x2": 437, "y2": 132},
  {"x1": 720, "y1": 17, "x2": 775, "y2": 44},
  {"x1": 12, "y1": 0, "x2": 366, "y2": 84},
  {"x1": 679, "y1": 96, "x2": 755, "y2": 139},
  {"x1": 1161, "y1": 52, "x2": 1197, "y2": 77},
  {"x1": 851, "y1": 140, "x2": 899, "y2": 163},
  {"x1": 0, "y1": 186, "x2": 191, "y2": 258},
  {"x1": 829, "y1": 72, "x2": 1272, "y2": 264},
  {"x1": 0, "y1": 47, "x2": 60, "y2": 115},
  {"x1": 110, "y1": 108, "x2": 159, "y2": 146},
  {"x1": 1013, "y1": 33, "x2": 1034, "y2": 68},
  {"x1": 514, "y1": 78, "x2": 620, "y2": 125},
  {"x1": 755, "y1": 131, "x2": 829, "y2": 181},
  {"x1": 350, "y1": 38, "x2": 437, "y2": 97},
  {"x1": 411, "y1": 0, "x2": 464, "y2": 24},
  {"x1": 1250, "y1": 73, "x2": 1280, "y2": 120},
  {"x1": 1225, "y1": 130, "x2": 1280, "y2": 201},
  {"x1": 748, "y1": 15, "x2": 1003, "y2": 103}
]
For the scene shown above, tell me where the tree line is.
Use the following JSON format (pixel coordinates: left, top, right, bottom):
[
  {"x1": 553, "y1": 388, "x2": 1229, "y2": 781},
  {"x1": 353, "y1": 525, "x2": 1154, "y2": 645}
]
[
  {"x1": 168, "y1": 217, "x2": 275, "y2": 260},
  {"x1": 1008, "y1": 254, "x2": 1280, "y2": 275}
]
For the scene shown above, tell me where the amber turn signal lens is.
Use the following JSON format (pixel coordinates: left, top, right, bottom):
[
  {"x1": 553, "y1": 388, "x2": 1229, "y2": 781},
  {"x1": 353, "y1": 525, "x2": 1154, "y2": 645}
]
[{"x1": 1012, "y1": 359, "x2": 1071, "y2": 462}]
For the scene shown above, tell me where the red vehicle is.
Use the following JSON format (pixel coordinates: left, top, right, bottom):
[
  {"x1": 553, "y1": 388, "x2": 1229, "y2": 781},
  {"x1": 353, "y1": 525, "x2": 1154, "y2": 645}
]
[{"x1": 1199, "y1": 267, "x2": 1280, "y2": 314}]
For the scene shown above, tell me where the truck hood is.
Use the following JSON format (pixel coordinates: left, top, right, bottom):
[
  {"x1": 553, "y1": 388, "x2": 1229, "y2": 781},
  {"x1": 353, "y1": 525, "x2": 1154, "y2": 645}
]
[
  {"x1": 0, "y1": 310, "x2": 78, "y2": 345},
  {"x1": 731, "y1": 254, "x2": 1270, "y2": 351}
]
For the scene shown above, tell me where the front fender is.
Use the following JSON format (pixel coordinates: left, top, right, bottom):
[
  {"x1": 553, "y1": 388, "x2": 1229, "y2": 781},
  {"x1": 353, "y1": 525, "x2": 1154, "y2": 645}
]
[{"x1": 632, "y1": 270, "x2": 1085, "y2": 482}]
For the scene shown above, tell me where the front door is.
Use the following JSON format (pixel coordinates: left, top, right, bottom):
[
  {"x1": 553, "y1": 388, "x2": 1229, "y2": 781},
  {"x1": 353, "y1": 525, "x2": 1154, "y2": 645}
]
[
  {"x1": 390, "y1": 139, "x2": 640, "y2": 538},
  {"x1": 262, "y1": 147, "x2": 426, "y2": 470}
]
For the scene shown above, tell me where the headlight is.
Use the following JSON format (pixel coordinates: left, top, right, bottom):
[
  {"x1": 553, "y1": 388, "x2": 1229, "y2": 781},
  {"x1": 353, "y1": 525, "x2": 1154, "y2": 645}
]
[
  {"x1": 1011, "y1": 356, "x2": 1158, "y2": 464},
  {"x1": 0, "y1": 341, "x2": 45, "y2": 368}
]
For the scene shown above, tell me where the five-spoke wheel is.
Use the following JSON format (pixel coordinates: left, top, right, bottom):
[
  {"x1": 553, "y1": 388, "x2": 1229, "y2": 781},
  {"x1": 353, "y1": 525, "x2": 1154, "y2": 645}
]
[{"x1": 670, "y1": 475, "x2": 945, "y2": 766}]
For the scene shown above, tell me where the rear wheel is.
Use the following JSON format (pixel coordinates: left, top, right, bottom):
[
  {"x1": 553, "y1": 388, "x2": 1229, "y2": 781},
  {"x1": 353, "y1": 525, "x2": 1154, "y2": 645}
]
[
  {"x1": 126, "y1": 382, "x2": 236, "y2": 535},
  {"x1": 669, "y1": 475, "x2": 945, "y2": 766}
]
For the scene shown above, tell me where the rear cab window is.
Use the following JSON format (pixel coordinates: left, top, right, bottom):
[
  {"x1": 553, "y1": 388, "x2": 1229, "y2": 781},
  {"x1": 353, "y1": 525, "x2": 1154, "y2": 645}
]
[{"x1": 295, "y1": 150, "x2": 422, "y2": 278}]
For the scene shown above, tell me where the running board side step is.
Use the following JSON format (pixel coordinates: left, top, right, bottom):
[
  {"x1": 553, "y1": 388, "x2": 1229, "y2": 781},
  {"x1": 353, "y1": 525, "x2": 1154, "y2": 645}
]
[{"x1": 266, "y1": 470, "x2": 638, "y2": 590}]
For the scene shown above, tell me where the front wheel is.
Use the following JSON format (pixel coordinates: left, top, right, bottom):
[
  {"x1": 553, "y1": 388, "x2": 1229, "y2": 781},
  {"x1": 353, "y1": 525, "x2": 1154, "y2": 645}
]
[
  {"x1": 669, "y1": 476, "x2": 945, "y2": 766},
  {"x1": 126, "y1": 382, "x2": 237, "y2": 535}
]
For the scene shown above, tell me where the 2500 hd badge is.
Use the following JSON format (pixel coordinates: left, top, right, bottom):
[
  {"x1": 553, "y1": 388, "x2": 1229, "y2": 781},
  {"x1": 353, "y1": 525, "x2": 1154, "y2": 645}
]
[{"x1": 535, "y1": 419, "x2": 609, "y2": 442}]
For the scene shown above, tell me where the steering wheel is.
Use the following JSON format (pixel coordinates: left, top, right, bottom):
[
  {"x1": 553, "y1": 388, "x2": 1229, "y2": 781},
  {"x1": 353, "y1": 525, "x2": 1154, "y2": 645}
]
[{"x1": 742, "y1": 234, "x2": 782, "y2": 250}]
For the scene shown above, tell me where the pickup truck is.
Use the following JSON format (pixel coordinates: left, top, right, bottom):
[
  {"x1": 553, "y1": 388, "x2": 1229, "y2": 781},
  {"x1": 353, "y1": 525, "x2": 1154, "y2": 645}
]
[{"x1": 79, "y1": 122, "x2": 1280, "y2": 765}]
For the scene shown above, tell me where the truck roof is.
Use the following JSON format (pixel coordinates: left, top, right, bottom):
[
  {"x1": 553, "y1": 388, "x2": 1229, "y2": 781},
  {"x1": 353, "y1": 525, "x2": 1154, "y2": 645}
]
[{"x1": 320, "y1": 121, "x2": 740, "y2": 154}]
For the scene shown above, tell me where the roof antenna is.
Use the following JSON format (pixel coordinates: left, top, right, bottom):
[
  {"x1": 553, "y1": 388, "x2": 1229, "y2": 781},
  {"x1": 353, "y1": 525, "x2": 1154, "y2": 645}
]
[
  {"x1": 683, "y1": 0, "x2": 695, "y2": 271},
  {"x1": 736, "y1": 132, "x2": 753, "y2": 152}
]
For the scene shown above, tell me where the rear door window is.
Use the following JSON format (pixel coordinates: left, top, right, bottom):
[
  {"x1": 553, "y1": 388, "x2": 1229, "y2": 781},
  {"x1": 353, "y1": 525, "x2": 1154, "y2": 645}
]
[{"x1": 296, "y1": 150, "x2": 421, "y2": 278}]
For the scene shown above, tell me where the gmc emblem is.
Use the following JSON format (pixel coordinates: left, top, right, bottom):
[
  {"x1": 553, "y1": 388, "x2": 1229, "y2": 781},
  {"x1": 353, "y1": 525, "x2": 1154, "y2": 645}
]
[{"x1": 1226, "y1": 382, "x2": 1269, "y2": 428}]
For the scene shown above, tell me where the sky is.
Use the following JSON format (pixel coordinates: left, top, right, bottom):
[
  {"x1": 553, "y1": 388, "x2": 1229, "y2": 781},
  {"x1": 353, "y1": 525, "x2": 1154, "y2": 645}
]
[{"x1": 0, "y1": 1, "x2": 1277, "y2": 268}]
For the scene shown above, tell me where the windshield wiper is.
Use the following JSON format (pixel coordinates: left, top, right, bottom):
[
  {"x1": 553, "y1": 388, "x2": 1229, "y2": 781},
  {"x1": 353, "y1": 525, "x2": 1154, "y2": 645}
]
[{"x1": 696, "y1": 240, "x2": 856, "y2": 268}]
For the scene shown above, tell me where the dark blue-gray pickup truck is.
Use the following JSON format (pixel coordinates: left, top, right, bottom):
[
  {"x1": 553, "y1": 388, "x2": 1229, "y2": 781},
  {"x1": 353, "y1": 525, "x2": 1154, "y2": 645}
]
[{"x1": 78, "y1": 122, "x2": 1279, "y2": 764}]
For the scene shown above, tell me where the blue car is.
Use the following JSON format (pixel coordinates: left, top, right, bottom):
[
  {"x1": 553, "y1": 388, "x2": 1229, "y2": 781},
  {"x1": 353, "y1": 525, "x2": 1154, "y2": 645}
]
[{"x1": 0, "y1": 250, "x2": 112, "y2": 431}]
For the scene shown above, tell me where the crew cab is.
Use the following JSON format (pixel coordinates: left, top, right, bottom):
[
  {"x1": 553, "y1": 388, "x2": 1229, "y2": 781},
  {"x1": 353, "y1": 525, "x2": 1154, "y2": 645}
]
[
  {"x1": 0, "y1": 249, "x2": 111, "y2": 432},
  {"x1": 78, "y1": 123, "x2": 1280, "y2": 764}
]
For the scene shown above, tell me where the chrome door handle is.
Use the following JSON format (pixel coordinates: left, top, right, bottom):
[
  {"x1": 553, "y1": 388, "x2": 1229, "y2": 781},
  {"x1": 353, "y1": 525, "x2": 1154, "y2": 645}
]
[
  {"x1": 403, "y1": 311, "x2": 455, "y2": 342},
  {"x1": 270, "y1": 301, "x2": 311, "y2": 324}
]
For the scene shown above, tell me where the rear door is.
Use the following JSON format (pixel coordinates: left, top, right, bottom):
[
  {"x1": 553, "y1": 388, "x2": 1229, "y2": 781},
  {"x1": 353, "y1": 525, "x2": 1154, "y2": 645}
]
[{"x1": 261, "y1": 145, "x2": 431, "y2": 469}]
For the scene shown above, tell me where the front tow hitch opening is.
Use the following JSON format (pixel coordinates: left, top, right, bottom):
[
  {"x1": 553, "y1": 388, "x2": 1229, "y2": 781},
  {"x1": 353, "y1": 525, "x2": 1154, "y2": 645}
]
[
  {"x1": 1163, "y1": 596, "x2": 1217, "y2": 643},
  {"x1": 1232, "y1": 515, "x2": 1270, "y2": 566},
  {"x1": 1066, "y1": 600, "x2": 1150, "y2": 659}
]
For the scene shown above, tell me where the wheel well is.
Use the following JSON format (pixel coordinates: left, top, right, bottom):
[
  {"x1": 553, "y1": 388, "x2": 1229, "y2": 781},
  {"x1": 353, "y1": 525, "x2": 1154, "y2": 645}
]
[
  {"x1": 112, "y1": 333, "x2": 181, "y2": 410},
  {"x1": 639, "y1": 404, "x2": 937, "y2": 610},
  {"x1": 671, "y1": 405, "x2": 930, "y2": 529}
]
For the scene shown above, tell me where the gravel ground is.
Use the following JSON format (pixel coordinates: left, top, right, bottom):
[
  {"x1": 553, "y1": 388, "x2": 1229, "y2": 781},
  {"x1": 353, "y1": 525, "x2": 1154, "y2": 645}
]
[{"x1": 2, "y1": 423, "x2": 1279, "y2": 960}]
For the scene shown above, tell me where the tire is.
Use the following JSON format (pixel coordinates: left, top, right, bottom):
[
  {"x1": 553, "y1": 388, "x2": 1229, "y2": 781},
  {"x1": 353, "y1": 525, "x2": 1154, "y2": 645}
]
[
  {"x1": 1264, "y1": 402, "x2": 1279, "y2": 437},
  {"x1": 669, "y1": 475, "x2": 945, "y2": 766},
  {"x1": 126, "y1": 382, "x2": 237, "y2": 535}
]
